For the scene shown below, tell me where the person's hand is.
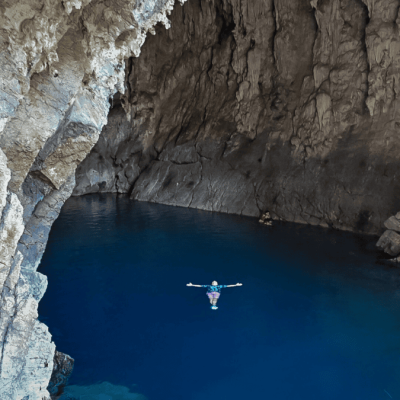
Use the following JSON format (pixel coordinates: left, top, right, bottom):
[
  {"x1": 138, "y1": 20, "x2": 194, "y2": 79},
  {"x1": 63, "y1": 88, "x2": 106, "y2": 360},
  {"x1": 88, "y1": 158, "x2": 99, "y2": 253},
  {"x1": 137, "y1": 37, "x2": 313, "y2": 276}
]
[
  {"x1": 236, "y1": 283, "x2": 243, "y2": 286},
  {"x1": 187, "y1": 283, "x2": 193, "y2": 286}
]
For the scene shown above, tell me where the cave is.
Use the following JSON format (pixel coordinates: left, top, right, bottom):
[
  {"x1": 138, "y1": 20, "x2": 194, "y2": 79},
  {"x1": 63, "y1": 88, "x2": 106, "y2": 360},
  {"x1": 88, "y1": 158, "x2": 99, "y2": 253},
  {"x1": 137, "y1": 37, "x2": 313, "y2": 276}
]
[{"x1": 2, "y1": 0, "x2": 400, "y2": 398}]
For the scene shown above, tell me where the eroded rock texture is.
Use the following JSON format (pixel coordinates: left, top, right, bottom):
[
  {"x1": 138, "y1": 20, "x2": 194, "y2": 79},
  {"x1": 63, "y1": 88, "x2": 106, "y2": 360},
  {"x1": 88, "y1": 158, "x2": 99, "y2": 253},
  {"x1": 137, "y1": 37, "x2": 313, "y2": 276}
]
[
  {"x1": 376, "y1": 211, "x2": 400, "y2": 259},
  {"x1": 47, "y1": 351, "x2": 75, "y2": 399},
  {"x1": 3, "y1": 0, "x2": 400, "y2": 397},
  {"x1": 75, "y1": 0, "x2": 400, "y2": 235},
  {"x1": 0, "y1": 0, "x2": 186, "y2": 398}
]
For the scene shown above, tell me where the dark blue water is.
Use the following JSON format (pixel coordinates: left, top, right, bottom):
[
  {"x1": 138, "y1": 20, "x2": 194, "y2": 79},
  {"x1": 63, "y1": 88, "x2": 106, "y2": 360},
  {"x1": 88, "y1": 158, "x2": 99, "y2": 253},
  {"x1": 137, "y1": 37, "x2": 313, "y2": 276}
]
[{"x1": 38, "y1": 194, "x2": 400, "y2": 400}]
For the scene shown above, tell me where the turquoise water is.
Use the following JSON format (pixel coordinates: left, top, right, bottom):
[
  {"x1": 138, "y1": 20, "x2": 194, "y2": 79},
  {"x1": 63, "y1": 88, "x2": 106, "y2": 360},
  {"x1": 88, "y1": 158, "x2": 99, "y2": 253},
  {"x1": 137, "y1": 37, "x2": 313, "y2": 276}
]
[{"x1": 38, "y1": 194, "x2": 400, "y2": 400}]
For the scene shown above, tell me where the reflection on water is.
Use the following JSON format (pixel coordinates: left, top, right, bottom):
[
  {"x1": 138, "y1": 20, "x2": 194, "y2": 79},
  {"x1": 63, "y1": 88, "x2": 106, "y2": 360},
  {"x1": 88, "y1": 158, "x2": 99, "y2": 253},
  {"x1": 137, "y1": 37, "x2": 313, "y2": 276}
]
[{"x1": 38, "y1": 194, "x2": 400, "y2": 400}]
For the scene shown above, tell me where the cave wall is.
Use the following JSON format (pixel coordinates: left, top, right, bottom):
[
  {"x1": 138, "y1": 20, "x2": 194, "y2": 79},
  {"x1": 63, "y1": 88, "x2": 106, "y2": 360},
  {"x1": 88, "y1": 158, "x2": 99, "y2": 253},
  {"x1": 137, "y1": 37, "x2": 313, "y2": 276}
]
[
  {"x1": 75, "y1": 0, "x2": 400, "y2": 235},
  {"x1": 2, "y1": 0, "x2": 400, "y2": 398},
  {"x1": 0, "y1": 0, "x2": 186, "y2": 399}
]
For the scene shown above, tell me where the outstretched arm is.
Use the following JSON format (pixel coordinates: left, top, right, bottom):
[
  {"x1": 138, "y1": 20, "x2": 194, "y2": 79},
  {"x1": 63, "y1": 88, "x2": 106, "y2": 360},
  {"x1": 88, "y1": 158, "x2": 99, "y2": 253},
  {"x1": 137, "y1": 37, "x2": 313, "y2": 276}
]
[
  {"x1": 226, "y1": 283, "x2": 243, "y2": 287},
  {"x1": 186, "y1": 283, "x2": 205, "y2": 287}
]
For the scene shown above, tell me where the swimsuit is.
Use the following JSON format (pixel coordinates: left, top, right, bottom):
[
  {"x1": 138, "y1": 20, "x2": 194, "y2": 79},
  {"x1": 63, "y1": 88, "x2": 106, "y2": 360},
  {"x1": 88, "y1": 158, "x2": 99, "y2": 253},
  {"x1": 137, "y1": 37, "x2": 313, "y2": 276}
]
[{"x1": 202, "y1": 285, "x2": 227, "y2": 299}]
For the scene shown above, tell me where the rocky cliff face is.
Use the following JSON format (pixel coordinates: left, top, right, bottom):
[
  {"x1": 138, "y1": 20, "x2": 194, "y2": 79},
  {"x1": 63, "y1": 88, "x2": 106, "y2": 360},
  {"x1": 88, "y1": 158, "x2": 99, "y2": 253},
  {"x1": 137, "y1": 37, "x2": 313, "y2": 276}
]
[
  {"x1": 0, "y1": 0, "x2": 186, "y2": 398},
  {"x1": 75, "y1": 0, "x2": 400, "y2": 236},
  {"x1": 2, "y1": 0, "x2": 400, "y2": 398}
]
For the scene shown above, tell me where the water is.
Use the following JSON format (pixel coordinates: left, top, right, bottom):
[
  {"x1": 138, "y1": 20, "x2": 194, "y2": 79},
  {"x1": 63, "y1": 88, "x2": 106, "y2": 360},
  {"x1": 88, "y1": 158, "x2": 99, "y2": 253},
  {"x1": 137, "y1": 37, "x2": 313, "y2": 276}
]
[{"x1": 38, "y1": 194, "x2": 400, "y2": 400}]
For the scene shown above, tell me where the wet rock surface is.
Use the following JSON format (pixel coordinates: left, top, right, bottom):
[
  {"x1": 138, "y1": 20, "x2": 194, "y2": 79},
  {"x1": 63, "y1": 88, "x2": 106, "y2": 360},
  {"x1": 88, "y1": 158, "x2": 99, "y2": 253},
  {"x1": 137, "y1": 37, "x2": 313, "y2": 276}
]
[
  {"x1": 76, "y1": 0, "x2": 400, "y2": 235},
  {"x1": 48, "y1": 351, "x2": 75, "y2": 399}
]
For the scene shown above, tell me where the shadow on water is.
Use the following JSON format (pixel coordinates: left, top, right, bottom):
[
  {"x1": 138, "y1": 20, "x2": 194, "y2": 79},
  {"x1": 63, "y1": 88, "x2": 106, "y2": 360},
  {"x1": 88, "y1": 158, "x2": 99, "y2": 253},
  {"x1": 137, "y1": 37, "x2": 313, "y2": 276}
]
[{"x1": 38, "y1": 194, "x2": 400, "y2": 400}]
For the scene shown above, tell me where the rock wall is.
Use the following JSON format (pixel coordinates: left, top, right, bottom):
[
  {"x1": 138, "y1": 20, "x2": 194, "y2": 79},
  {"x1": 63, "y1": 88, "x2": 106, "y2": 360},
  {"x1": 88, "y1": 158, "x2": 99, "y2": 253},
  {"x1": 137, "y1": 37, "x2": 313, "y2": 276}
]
[
  {"x1": 2, "y1": 0, "x2": 400, "y2": 397},
  {"x1": 75, "y1": 0, "x2": 400, "y2": 236},
  {"x1": 0, "y1": 0, "x2": 186, "y2": 398}
]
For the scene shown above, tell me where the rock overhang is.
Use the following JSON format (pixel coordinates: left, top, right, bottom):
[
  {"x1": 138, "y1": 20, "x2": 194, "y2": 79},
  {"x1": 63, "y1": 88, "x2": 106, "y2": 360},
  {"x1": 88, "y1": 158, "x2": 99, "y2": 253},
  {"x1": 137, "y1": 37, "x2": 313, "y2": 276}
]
[{"x1": 0, "y1": 0, "x2": 187, "y2": 398}]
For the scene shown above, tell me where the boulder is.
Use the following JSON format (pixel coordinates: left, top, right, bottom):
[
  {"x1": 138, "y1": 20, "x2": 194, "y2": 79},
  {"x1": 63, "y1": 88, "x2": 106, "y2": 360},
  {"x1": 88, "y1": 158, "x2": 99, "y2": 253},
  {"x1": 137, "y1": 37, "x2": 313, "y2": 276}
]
[
  {"x1": 376, "y1": 230, "x2": 400, "y2": 256},
  {"x1": 383, "y1": 212, "x2": 400, "y2": 232}
]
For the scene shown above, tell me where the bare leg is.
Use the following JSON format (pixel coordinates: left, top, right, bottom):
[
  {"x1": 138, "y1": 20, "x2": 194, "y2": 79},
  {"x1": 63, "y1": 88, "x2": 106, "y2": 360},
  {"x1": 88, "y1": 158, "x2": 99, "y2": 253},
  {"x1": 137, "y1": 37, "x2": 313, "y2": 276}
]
[
  {"x1": 212, "y1": 298, "x2": 218, "y2": 306},
  {"x1": 208, "y1": 294, "x2": 213, "y2": 304}
]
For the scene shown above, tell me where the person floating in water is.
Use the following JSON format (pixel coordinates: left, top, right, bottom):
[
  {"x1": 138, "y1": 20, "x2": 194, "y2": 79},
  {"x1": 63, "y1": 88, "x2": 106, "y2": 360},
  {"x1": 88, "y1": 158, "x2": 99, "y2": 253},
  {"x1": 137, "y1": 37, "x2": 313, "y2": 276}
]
[{"x1": 186, "y1": 280, "x2": 243, "y2": 310}]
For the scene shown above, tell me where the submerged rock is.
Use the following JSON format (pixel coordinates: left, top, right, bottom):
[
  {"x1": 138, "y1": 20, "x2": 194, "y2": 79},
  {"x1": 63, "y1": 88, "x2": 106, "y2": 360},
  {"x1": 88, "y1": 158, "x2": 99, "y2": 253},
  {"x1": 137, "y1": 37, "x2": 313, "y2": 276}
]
[
  {"x1": 47, "y1": 351, "x2": 75, "y2": 399},
  {"x1": 61, "y1": 381, "x2": 146, "y2": 400}
]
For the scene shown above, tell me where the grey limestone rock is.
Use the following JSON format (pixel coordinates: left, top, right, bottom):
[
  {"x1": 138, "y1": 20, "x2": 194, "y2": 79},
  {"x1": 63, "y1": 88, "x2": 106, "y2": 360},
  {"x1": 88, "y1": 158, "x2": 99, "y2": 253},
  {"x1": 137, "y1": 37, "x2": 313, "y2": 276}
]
[
  {"x1": 377, "y1": 211, "x2": 400, "y2": 256},
  {"x1": 383, "y1": 213, "x2": 400, "y2": 232},
  {"x1": 376, "y1": 230, "x2": 400, "y2": 257},
  {"x1": 4, "y1": 0, "x2": 400, "y2": 397},
  {"x1": 0, "y1": 0, "x2": 189, "y2": 398},
  {"x1": 76, "y1": 0, "x2": 400, "y2": 235}
]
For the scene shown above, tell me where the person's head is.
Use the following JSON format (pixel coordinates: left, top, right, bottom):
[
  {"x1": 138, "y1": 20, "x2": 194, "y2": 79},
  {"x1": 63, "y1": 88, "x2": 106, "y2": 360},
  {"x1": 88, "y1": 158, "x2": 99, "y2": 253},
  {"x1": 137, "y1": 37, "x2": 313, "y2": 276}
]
[{"x1": 212, "y1": 281, "x2": 218, "y2": 285}]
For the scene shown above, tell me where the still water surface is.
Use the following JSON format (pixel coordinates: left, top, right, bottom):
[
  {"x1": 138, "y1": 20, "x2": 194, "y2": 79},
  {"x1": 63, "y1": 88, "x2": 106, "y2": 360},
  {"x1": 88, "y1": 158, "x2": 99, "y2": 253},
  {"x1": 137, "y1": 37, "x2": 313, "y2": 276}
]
[{"x1": 38, "y1": 194, "x2": 400, "y2": 400}]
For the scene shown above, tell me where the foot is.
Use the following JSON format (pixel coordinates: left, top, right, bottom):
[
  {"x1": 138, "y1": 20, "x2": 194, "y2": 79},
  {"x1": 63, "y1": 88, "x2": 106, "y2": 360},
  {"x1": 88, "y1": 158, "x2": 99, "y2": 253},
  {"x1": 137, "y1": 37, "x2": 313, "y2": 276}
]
[{"x1": 211, "y1": 306, "x2": 218, "y2": 310}]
